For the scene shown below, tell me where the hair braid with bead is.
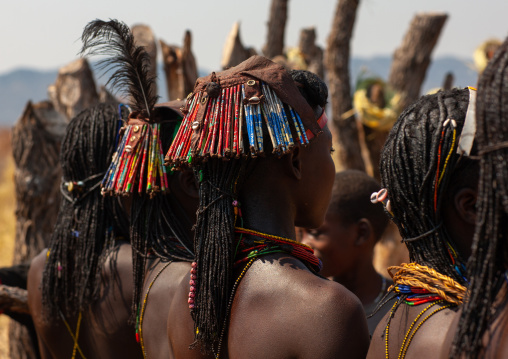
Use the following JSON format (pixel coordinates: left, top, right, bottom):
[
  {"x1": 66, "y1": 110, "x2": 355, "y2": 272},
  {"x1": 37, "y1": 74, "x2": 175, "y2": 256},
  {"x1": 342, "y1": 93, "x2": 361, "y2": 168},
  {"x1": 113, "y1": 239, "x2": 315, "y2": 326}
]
[
  {"x1": 42, "y1": 103, "x2": 130, "y2": 319},
  {"x1": 450, "y1": 37, "x2": 508, "y2": 359},
  {"x1": 379, "y1": 88, "x2": 478, "y2": 304},
  {"x1": 129, "y1": 118, "x2": 195, "y2": 320}
]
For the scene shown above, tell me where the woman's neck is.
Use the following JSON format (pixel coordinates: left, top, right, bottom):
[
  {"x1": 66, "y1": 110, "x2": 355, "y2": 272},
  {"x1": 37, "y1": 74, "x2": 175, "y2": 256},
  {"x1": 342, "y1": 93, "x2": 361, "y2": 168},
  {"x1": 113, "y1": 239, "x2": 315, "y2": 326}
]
[{"x1": 239, "y1": 188, "x2": 296, "y2": 240}]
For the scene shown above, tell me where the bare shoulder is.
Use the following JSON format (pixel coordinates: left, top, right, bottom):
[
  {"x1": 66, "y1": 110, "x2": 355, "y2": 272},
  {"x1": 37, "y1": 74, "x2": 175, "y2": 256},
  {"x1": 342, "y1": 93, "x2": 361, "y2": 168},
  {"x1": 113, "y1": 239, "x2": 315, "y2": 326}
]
[
  {"x1": 405, "y1": 305, "x2": 457, "y2": 358},
  {"x1": 367, "y1": 308, "x2": 392, "y2": 359},
  {"x1": 439, "y1": 307, "x2": 461, "y2": 359},
  {"x1": 27, "y1": 249, "x2": 49, "y2": 351},
  {"x1": 27, "y1": 249, "x2": 48, "y2": 308},
  {"x1": 368, "y1": 302, "x2": 457, "y2": 359},
  {"x1": 228, "y1": 255, "x2": 370, "y2": 359}
]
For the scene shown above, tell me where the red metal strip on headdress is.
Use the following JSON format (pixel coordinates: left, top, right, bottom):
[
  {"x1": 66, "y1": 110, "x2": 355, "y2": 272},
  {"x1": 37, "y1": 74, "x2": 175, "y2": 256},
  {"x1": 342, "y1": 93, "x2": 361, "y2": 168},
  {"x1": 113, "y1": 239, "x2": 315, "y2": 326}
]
[{"x1": 305, "y1": 110, "x2": 328, "y2": 140}]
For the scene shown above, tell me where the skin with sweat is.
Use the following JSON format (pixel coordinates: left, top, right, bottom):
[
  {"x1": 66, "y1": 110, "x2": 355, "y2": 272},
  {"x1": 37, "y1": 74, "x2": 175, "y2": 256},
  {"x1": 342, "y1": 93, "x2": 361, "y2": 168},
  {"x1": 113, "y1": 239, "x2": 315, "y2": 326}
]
[{"x1": 168, "y1": 106, "x2": 370, "y2": 358}]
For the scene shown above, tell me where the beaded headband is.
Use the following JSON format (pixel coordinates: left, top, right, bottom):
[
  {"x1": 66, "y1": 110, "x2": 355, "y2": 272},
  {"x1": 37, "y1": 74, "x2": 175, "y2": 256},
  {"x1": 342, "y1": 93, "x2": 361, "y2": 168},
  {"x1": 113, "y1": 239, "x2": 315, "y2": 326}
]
[
  {"x1": 101, "y1": 101, "x2": 184, "y2": 196},
  {"x1": 165, "y1": 56, "x2": 326, "y2": 166}
]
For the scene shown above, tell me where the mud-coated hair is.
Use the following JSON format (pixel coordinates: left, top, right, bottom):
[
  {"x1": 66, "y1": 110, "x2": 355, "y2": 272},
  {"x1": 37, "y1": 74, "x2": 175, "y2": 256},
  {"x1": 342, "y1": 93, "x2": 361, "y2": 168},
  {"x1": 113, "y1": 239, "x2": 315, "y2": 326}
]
[
  {"x1": 450, "y1": 38, "x2": 508, "y2": 359},
  {"x1": 42, "y1": 103, "x2": 129, "y2": 319},
  {"x1": 380, "y1": 88, "x2": 478, "y2": 286},
  {"x1": 191, "y1": 69, "x2": 328, "y2": 354}
]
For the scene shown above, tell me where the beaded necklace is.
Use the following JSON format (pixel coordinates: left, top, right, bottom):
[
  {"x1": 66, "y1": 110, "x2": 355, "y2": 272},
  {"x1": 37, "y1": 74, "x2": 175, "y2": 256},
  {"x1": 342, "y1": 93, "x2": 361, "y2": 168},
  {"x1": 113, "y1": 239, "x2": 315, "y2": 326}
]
[
  {"x1": 383, "y1": 263, "x2": 465, "y2": 359},
  {"x1": 389, "y1": 263, "x2": 466, "y2": 306},
  {"x1": 233, "y1": 227, "x2": 322, "y2": 272},
  {"x1": 135, "y1": 260, "x2": 173, "y2": 358},
  {"x1": 58, "y1": 310, "x2": 86, "y2": 359},
  {"x1": 211, "y1": 227, "x2": 322, "y2": 359},
  {"x1": 384, "y1": 300, "x2": 453, "y2": 359}
]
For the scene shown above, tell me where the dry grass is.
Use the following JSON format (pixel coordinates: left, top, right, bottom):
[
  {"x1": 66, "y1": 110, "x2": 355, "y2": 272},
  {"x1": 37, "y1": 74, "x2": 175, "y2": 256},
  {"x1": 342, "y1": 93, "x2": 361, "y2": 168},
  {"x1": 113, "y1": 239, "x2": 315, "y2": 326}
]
[{"x1": 0, "y1": 129, "x2": 17, "y2": 359}]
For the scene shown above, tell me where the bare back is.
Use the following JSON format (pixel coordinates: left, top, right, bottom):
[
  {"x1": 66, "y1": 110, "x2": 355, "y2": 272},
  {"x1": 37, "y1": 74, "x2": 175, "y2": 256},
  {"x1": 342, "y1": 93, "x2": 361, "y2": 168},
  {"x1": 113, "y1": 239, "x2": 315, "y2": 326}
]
[
  {"x1": 226, "y1": 253, "x2": 369, "y2": 359},
  {"x1": 28, "y1": 243, "x2": 142, "y2": 359},
  {"x1": 140, "y1": 259, "x2": 207, "y2": 359},
  {"x1": 368, "y1": 302, "x2": 457, "y2": 359}
]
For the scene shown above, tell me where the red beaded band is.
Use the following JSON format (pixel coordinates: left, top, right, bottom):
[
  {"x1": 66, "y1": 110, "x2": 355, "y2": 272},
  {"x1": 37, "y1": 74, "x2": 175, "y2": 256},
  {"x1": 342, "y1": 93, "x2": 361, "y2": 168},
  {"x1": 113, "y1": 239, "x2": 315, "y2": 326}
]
[{"x1": 305, "y1": 110, "x2": 328, "y2": 140}]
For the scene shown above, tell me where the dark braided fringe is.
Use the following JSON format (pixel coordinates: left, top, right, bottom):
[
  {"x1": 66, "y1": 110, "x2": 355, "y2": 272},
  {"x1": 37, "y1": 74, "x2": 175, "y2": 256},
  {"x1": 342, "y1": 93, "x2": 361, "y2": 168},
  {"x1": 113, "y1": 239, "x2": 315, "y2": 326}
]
[
  {"x1": 450, "y1": 38, "x2": 508, "y2": 359},
  {"x1": 191, "y1": 158, "x2": 244, "y2": 353},
  {"x1": 380, "y1": 88, "x2": 471, "y2": 287},
  {"x1": 42, "y1": 104, "x2": 129, "y2": 320},
  {"x1": 129, "y1": 120, "x2": 195, "y2": 320}
]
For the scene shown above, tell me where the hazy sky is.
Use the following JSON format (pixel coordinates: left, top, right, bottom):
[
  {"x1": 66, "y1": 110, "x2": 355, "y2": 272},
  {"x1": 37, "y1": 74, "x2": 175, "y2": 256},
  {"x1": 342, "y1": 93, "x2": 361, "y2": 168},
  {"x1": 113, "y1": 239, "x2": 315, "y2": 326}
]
[{"x1": 2, "y1": 0, "x2": 508, "y2": 75}]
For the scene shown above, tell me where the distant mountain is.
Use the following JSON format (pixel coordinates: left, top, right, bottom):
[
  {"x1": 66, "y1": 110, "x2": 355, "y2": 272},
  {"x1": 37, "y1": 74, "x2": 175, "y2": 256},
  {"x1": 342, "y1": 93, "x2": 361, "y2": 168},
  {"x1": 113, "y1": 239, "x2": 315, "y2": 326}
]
[
  {"x1": 0, "y1": 56, "x2": 479, "y2": 127},
  {"x1": 350, "y1": 56, "x2": 479, "y2": 93}
]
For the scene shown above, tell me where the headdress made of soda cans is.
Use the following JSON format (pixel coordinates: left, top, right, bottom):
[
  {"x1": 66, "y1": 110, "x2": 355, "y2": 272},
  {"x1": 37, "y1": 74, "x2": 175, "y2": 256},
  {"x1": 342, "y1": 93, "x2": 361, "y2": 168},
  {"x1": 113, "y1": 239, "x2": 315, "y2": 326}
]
[{"x1": 165, "y1": 56, "x2": 328, "y2": 167}]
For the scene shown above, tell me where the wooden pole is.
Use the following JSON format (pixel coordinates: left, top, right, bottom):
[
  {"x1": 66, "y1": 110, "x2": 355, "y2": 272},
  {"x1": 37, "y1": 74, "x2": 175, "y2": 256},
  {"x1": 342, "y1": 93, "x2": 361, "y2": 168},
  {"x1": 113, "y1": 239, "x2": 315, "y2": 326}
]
[
  {"x1": 298, "y1": 28, "x2": 324, "y2": 79},
  {"x1": 360, "y1": 13, "x2": 448, "y2": 180},
  {"x1": 263, "y1": 0, "x2": 289, "y2": 59},
  {"x1": 388, "y1": 13, "x2": 448, "y2": 108},
  {"x1": 325, "y1": 0, "x2": 365, "y2": 171},
  {"x1": 132, "y1": 24, "x2": 158, "y2": 96},
  {"x1": 0, "y1": 285, "x2": 28, "y2": 315},
  {"x1": 160, "y1": 31, "x2": 198, "y2": 100},
  {"x1": 221, "y1": 22, "x2": 256, "y2": 69},
  {"x1": 47, "y1": 58, "x2": 99, "y2": 121}
]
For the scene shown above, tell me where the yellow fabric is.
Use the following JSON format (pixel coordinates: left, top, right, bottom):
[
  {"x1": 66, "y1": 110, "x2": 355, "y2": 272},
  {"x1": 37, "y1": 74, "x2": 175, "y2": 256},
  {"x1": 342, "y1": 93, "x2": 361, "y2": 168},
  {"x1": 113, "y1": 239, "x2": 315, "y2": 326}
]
[
  {"x1": 353, "y1": 89, "x2": 401, "y2": 131},
  {"x1": 286, "y1": 47, "x2": 307, "y2": 70},
  {"x1": 474, "y1": 38, "x2": 502, "y2": 73}
]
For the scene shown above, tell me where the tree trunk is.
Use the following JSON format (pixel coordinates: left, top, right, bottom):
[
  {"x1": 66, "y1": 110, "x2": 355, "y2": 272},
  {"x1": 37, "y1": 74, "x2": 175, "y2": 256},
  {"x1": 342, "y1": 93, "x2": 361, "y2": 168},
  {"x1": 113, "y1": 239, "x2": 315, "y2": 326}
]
[
  {"x1": 132, "y1": 24, "x2": 158, "y2": 96},
  {"x1": 181, "y1": 31, "x2": 199, "y2": 97},
  {"x1": 388, "y1": 13, "x2": 448, "y2": 108},
  {"x1": 325, "y1": 0, "x2": 365, "y2": 171},
  {"x1": 9, "y1": 55, "x2": 99, "y2": 357},
  {"x1": 0, "y1": 285, "x2": 28, "y2": 315},
  {"x1": 298, "y1": 28, "x2": 324, "y2": 79},
  {"x1": 160, "y1": 31, "x2": 198, "y2": 101},
  {"x1": 47, "y1": 58, "x2": 99, "y2": 121},
  {"x1": 10, "y1": 100, "x2": 67, "y2": 359},
  {"x1": 221, "y1": 22, "x2": 257, "y2": 70},
  {"x1": 358, "y1": 13, "x2": 448, "y2": 180},
  {"x1": 263, "y1": 0, "x2": 289, "y2": 59}
]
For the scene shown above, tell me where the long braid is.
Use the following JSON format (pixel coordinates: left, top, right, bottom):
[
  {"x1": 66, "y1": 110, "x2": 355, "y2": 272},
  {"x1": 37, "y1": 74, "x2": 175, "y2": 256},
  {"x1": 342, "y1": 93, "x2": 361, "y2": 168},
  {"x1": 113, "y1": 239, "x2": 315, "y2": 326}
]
[
  {"x1": 190, "y1": 159, "x2": 245, "y2": 352},
  {"x1": 380, "y1": 88, "x2": 475, "y2": 287},
  {"x1": 42, "y1": 103, "x2": 129, "y2": 319},
  {"x1": 190, "y1": 69, "x2": 327, "y2": 354},
  {"x1": 130, "y1": 119, "x2": 195, "y2": 320},
  {"x1": 450, "y1": 38, "x2": 508, "y2": 359}
]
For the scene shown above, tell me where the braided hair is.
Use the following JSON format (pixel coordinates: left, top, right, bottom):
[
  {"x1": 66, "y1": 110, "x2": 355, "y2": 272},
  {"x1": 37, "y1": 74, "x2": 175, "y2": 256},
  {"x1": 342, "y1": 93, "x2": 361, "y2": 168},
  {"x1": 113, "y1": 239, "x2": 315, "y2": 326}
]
[
  {"x1": 129, "y1": 112, "x2": 195, "y2": 319},
  {"x1": 42, "y1": 103, "x2": 129, "y2": 319},
  {"x1": 450, "y1": 38, "x2": 508, "y2": 359},
  {"x1": 380, "y1": 88, "x2": 478, "y2": 286},
  {"x1": 191, "y1": 69, "x2": 328, "y2": 353}
]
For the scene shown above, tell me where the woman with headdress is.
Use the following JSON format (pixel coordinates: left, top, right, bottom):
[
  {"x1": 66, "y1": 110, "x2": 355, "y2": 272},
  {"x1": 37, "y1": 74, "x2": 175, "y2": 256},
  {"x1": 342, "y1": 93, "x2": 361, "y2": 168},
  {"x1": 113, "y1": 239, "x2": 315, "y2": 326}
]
[
  {"x1": 164, "y1": 56, "x2": 370, "y2": 358},
  {"x1": 443, "y1": 36, "x2": 508, "y2": 359},
  {"x1": 28, "y1": 19, "x2": 199, "y2": 358},
  {"x1": 366, "y1": 87, "x2": 480, "y2": 359}
]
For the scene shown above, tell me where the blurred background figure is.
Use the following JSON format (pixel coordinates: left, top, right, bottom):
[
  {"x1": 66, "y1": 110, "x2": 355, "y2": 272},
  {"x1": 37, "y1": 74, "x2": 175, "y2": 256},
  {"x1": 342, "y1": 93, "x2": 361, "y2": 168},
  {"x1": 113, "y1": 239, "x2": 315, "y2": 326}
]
[{"x1": 301, "y1": 169, "x2": 391, "y2": 334}]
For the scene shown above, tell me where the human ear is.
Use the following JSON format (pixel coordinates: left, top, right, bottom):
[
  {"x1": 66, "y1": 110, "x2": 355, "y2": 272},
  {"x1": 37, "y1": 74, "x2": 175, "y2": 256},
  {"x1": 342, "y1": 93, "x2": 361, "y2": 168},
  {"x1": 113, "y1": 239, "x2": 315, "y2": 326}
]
[
  {"x1": 178, "y1": 169, "x2": 199, "y2": 199},
  {"x1": 454, "y1": 187, "x2": 477, "y2": 225},
  {"x1": 355, "y1": 219, "x2": 373, "y2": 246}
]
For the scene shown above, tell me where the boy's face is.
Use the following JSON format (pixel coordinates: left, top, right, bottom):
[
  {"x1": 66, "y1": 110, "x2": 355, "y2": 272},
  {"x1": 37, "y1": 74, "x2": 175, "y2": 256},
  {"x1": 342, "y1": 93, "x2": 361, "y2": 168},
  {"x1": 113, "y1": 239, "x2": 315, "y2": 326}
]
[{"x1": 300, "y1": 211, "x2": 359, "y2": 278}]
